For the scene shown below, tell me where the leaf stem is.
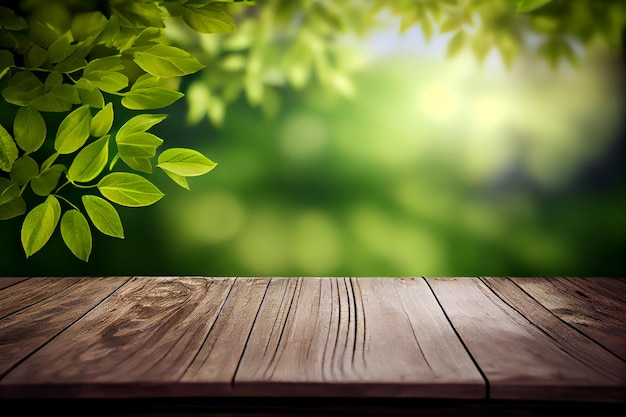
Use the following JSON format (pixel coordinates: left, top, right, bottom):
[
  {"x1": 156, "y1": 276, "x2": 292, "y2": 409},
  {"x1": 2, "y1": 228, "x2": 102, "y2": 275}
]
[{"x1": 54, "y1": 194, "x2": 79, "y2": 211}]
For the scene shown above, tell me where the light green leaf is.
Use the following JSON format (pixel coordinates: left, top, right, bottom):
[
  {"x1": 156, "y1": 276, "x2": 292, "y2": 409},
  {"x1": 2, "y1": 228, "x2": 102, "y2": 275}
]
[
  {"x1": 117, "y1": 132, "x2": 163, "y2": 158},
  {"x1": 60, "y1": 210, "x2": 92, "y2": 261},
  {"x1": 121, "y1": 87, "x2": 184, "y2": 110},
  {"x1": 516, "y1": 0, "x2": 553, "y2": 13},
  {"x1": 0, "y1": 50, "x2": 14, "y2": 80},
  {"x1": 67, "y1": 135, "x2": 109, "y2": 183},
  {"x1": 83, "y1": 55, "x2": 128, "y2": 93},
  {"x1": 10, "y1": 155, "x2": 39, "y2": 186},
  {"x1": 75, "y1": 78, "x2": 104, "y2": 108},
  {"x1": 117, "y1": 113, "x2": 167, "y2": 139},
  {"x1": 31, "y1": 164, "x2": 65, "y2": 196},
  {"x1": 0, "y1": 178, "x2": 25, "y2": 220},
  {"x1": 0, "y1": 123, "x2": 18, "y2": 172},
  {"x1": 446, "y1": 31, "x2": 465, "y2": 58},
  {"x1": 157, "y1": 148, "x2": 217, "y2": 177},
  {"x1": 14, "y1": 106, "x2": 46, "y2": 154},
  {"x1": 82, "y1": 194, "x2": 124, "y2": 238},
  {"x1": 163, "y1": 170, "x2": 189, "y2": 190},
  {"x1": 120, "y1": 156, "x2": 153, "y2": 173},
  {"x1": 133, "y1": 44, "x2": 204, "y2": 77},
  {"x1": 21, "y1": 195, "x2": 61, "y2": 258},
  {"x1": 25, "y1": 45, "x2": 48, "y2": 68},
  {"x1": 1, "y1": 71, "x2": 44, "y2": 106},
  {"x1": 90, "y1": 102, "x2": 114, "y2": 137},
  {"x1": 0, "y1": 6, "x2": 27, "y2": 31},
  {"x1": 98, "y1": 172, "x2": 164, "y2": 207},
  {"x1": 48, "y1": 31, "x2": 75, "y2": 64},
  {"x1": 182, "y1": 3, "x2": 236, "y2": 34},
  {"x1": 54, "y1": 104, "x2": 92, "y2": 154},
  {"x1": 30, "y1": 84, "x2": 80, "y2": 112}
]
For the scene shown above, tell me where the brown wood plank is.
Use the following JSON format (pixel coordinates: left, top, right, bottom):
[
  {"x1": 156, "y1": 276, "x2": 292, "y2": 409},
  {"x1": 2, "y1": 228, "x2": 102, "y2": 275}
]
[
  {"x1": 0, "y1": 278, "x2": 29, "y2": 291},
  {"x1": 181, "y1": 277, "x2": 270, "y2": 389},
  {"x1": 426, "y1": 277, "x2": 626, "y2": 402},
  {"x1": 0, "y1": 277, "x2": 85, "y2": 318},
  {"x1": 0, "y1": 277, "x2": 236, "y2": 398},
  {"x1": 0, "y1": 277, "x2": 128, "y2": 379},
  {"x1": 234, "y1": 277, "x2": 485, "y2": 398},
  {"x1": 511, "y1": 278, "x2": 626, "y2": 360}
]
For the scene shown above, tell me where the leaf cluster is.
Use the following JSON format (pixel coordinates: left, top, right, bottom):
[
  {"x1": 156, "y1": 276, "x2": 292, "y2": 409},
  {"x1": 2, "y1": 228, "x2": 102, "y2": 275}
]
[{"x1": 0, "y1": 0, "x2": 227, "y2": 260}]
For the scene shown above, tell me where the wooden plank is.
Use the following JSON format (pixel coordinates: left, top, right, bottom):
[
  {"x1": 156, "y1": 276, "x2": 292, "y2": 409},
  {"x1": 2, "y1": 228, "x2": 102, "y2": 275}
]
[
  {"x1": 181, "y1": 277, "x2": 270, "y2": 388},
  {"x1": 0, "y1": 278, "x2": 29, "y2": 291},
  {"x1": 0, "y1": 277, "x2": 85, "y2": 318},
  {"x1": 0, "y1": 277, "x2": 128, "y2": 379},
  {"x1": 234, "y1": 277, "x2": 485, "y2": 398},
  {"x1": 426, "y1": 277, "x2": 626, "y2": 402},
  {"x1": 511, "y1": 278, "x2": 626, "y2": 360},
  {"x1": 0, "y1": 277, "x2": 236, "y2": 398}
]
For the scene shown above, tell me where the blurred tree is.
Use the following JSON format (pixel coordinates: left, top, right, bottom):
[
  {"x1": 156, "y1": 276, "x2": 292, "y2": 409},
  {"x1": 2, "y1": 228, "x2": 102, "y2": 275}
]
[{"x1": 0, "y1": 0, "x2": 624, "y2": 263}]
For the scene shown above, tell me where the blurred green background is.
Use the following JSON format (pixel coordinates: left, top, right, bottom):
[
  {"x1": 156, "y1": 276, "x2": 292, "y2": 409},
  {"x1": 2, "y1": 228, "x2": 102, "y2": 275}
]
[{"x1": 1, "y1": 6, "x2": 624, "y2": 277}]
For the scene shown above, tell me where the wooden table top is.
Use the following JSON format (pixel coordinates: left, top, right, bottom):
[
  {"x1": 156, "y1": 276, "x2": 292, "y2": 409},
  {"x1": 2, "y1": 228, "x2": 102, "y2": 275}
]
[{"x1": 0, "y1": 277, "x2": 624, "y2": 403}]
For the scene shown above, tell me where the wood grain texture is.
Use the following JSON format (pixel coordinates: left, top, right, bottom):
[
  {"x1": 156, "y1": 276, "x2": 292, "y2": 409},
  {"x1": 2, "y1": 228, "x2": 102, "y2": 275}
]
[
  {"x1": 0, "y1": 277, "x2": 128, "y2": 379},
  {"x1": 511, "y1": 277, "x2": 626, "y2": 360},
  {"x1": 0, "y1": 278, "x2": 29, "y2": 291},
  {"x1": 0, "y1": 277, "x2": 235, "y2": 398},
  {"x1": 426, "y1": 277, "x2": 626, "y2": 402},
  {"x1": 182, "y1": 278, "x2": 269, "y2": 387},
  {"x1": 234, "y1": 277, "x2": 485, "y2": 398},
  {"x1": 0, "y1": 277, "x2": 84, "y2": 318}
]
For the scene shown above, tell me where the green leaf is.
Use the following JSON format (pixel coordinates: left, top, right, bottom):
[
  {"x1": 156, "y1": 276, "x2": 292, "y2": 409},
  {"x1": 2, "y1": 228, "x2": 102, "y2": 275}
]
[
  {"x1": 516, "y1": 0, "x2": 553, "y2": 13},
  {"x1": 98, "y1": 172, "x2": 164, "y2": 207},
  {"x1": 25, "y1": 45, "x2": 48, "y2": 68},
  {"x1": 31, "y1": 164, "x2": 65, "y2": 196},
  {"x1": 21, "y1": 195, "x2": 61, "y2": 258},
  {"x1": 0, "y1": 49, "x2": 14, "y2": 80},
  {"x1": 60, "y1": 209, "x2": 92, "y2": 261},
  {"x1": 48, "y1": 31, "x2": 75, "y2": 64},
  {"x1": 70, "y1": 11, "x2": 108, "y2": 41},
  {"x1": 90, "y1": 102, "x2": 114, "y2": 137},
  {"x1": 133, "y1": 44, "x2": 204, "y2": 78},
  {"x1": 121, "y1": 156, "x2": 153, "y2": 173},
  {"x1": 0, "y1": 123, "x2": 18, "y2": 172},
  {"x1": 117, "y1": 132, "x2": 163, "y2": 158},
  {"x1": 67, "y1": 135, "x2": 109, "y2": 183},
  {"x1": 82, "y1": 194, "x2": 124, "y2": 238},
  {"x1": 157, "y1": 148, "x2": 217, "y2": 177},
  {"x1": 0, "y1": 178, "x2": 25, "y2": 220},
  {"x1": 10, "y1": 155, "x2": 39, "y2": 186},
  {"x1": 0, "y1": 177, "x2": 18, "y2": 205},
  {"x1": 1, "y1": 71, "x2": 44, "y2": 106},
  {"x1": 0, "y1": 6, "x2": 28, "y2": 31},
  {"x1": 30, "y1": 83, "x2": 80, "y2": 112},
  {"x1": 13, "y1": 106, "x2": 46, "y2": 154},
  {"x1": 112, "y1": 2, "x2": 164, "y2": 28},
  {"x1": 182, "y1": 3, "x2": 236, "y2": 34},
  {"x1": 75, "y1": 78, "x2": 104, "y2": 108},
  {"x1": 163, "y1": 170, "x2": 189, "y2": 190},
  {"x1": 83, "y1": 56, "x2": 128, "y2": 93},
  {"x1": 122, "y1": 86, "x2": 184, "y2": 110},
  {"x1": 446, "y1": 31, "x2": 465, "y2": 58},
  {"x1": 117, "y1": 113, "x2": 167, "y2": 139},
  {"x1": 54, "y1": 104, "x2": 92, "y2": 154}
]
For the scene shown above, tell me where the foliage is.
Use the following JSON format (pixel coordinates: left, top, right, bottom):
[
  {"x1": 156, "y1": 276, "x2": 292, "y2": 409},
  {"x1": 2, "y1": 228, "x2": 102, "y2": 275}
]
[
  {"x1": 180, "y1": 0, "x2": 624, "y2": 126},
  {"x1": 0, "y1": 0, "x2": 239, "y2": 261},
  {"x1": 0, "y1": 0, "x2": 624, "y2": 262}
]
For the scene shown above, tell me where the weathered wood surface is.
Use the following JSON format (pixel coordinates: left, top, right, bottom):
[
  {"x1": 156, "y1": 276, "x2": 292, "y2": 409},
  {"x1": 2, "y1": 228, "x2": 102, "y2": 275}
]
[
  {"x1": 426, "y1": 277, "x2": 626, "y2": 402},
  {"x1": 0, "y1": 277, "x2": 624, "y2": 403}
]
